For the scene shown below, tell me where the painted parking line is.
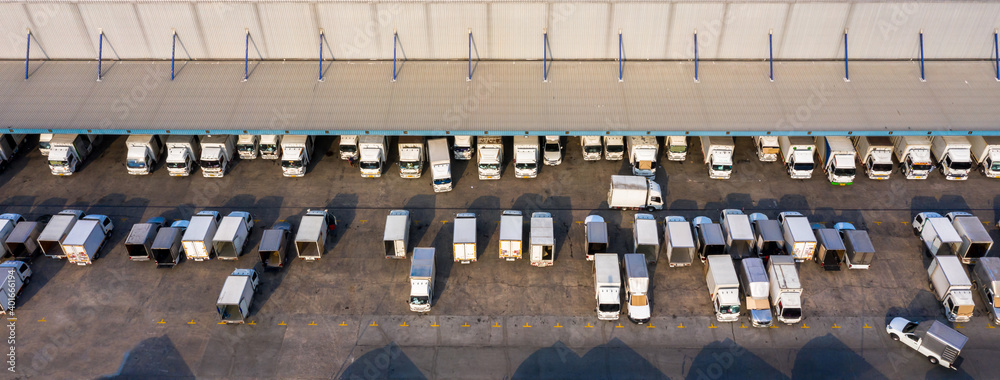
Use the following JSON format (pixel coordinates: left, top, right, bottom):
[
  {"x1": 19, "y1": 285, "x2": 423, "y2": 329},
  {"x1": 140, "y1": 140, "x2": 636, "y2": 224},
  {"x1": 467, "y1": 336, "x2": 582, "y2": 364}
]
[
  {"x1": 523, "y1": 323, "x2": 532, "y2": 328},
  {"x1": 461, "y1": 322, "x2": 470, "y2": 327},
  {"x1": 431, "y1": 321, "x2": 439, "y2": 327},
  {"x1": 187, "y1": 320, "x2": 196, "y2": 325},
  {"x1": 676, "y1": 322, "x2": 686, "y2": 329},
  {"x1": 399, "y1": 321, "x2": 409, "y2": 327},
  {"x1": 863, "y1": 323, "x2": 872, "y2": 329},
  {"x1": 37, "y1": 317, "x2": 46, "y2": 322},
  {"x1": 554, "y1": 322, "x2": 563, "y2": 328},
  {"x1": 156, "y1": 319, "x2": 165, "y2": 324},
  {"x1": 646, "y1": 324, "x2": 655, "y2": 328},
  {"x1": 308, "y1": 321, "x2": 317, "y2": 326},
  {"x1": 248, "y1": 320, "x2": 256, "y2": 326},
  {"x1": 584, "y1": 323, "x2": 594, "y2": 328},
  {"x1": 832, "y1": 323, "x2": 841, "y2": 329},
  {"x1": 217, "y1": 321, "x2": 226, "y2": 325},
  {"x1": 339, "y1": 321, "x2": 347, "y2": 326},
  {"x1": 492, "y1": 322, "x2": 501, "y2": 328},
  {"x1": 369, "y1": 321, "x2": 379, "y2": 327},
  {"x1": 708, "y1": 323, "x2": 718, "y2": 329},
  {"x1": 279, "y1": 321, "x2": 287, "y2": 326}
]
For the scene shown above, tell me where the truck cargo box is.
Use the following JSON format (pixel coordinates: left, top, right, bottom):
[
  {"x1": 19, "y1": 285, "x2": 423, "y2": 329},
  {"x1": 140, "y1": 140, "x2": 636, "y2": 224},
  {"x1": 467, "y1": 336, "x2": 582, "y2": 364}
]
[
  {"x1": 125, "y1": 218, "x2": 163, "y2": 261},
  {"x1": 500, "y1": 211, "x2": 524, "y2": 260},
  {"x1": 841, "y1": 229, "x2": 875, "y2": 269},
  {"x1": 584, "y1": 215, "x2": 608, "y2": 261},
  {"x1": 258, "y1": 223, "x2": 292, "y2": 268},
  {"x1": 213, "y1": 212, "x2": 253, "y2": 260},
  {"x1": 530, "y1": 212, "x2": 555, "y2": 267},
  {"x1": 949, "y1": 214, "x2": 993, "y2": 264},
  {"x1": 62, "y1": 220, "x2": 106, "y2": 265},
  {"x1": 752, "y1": 219, "x2": 784, "y2": 260},
  {"x1": 813, "y1": 228, "x2": 845, "y2": 271},
  {"x1": 151, "y1": 225, "x2": 185, "y2": 266},
  {"x1": 4, "y1": 221, "x2": 43, "y2": 259},
  {"x1": 664, "y1": 217, "x2": 695, "y2": 267},
  {"x1": 383, "y1": 210, "x2": 410, "y2": 259},
  {"x1": 37, "y1": 210, "x2": 83, "y2": 258}
]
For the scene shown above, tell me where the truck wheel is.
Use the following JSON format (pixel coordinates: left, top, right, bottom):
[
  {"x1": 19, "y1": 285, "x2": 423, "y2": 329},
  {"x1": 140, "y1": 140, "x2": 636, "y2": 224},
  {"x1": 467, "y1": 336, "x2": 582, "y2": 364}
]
[
  {"x1": 889, "y1": 333, "x2": 899, "y2": 341},
  {"x1": 927, "y1": 356, "x2": 938, "y2": 365},
  {"x1": 645, "y1": 206, "x2": 655, "y2": 212}
]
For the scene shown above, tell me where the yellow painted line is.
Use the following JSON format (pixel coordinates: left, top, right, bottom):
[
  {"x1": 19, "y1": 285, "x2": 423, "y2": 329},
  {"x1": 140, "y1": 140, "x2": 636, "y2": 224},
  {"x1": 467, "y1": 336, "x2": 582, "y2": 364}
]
[
  {"x1": 400, "y1": 322, "x2": 409, "y2": 327},
  {"x1": 339, "y1": 321, "x2": 347, "y2": 326},
  {"x1": 575, "y1": 221, "x2": 582, "y2": 225},
  {"x1": 872, "y1": 221, "x2": 882, "y2": 226},
  {"x1": 863, "y1": 323, "x2": 872, "y2": 329},
  {"x1": 676, "y1": 323, "x2": 686, "y2": 329},
  {"x1": 740, "y1": 324, "x2": 748, "y2": 328},
  {"x1": 901, "y1": 221, "x2": 909, "y2": 225},
  {"x1": 37, "y1": 317, "x2": 46, "y2": 322},
  {"x1": 832, "y1": 324, "x2": 841, "y2": 329},
  {"x1": 616, "y1": 323, "x2": 624, "y2": 328},
  {"x1": 369, "y1": 321, "x2": 379, "y2": 327},
  {"x1": 217, "y1": 321, "x2": 226, "y2": 325},
  {"x1": 278, "y1": 219, "x2": 286, "y2": 222},
  {"x1": 584, "y1": 323, "x2": 594, "y2": 328},
  {"x1": 708, "y1": 323, "x2": 718, "y2": 329},
  {"x1": 769, "y1": 325, "x2": 779, "y2": 329},
  {"x1": 955, "y1": 324, "x2": 964, "y2": 329},
  {"x1": 554, "y1": 323, "x2": 563, "y2": 328},
  {"x1": 308, "y1": 321, "x2": 317, "y2": 326},
  {"x1": 983, "y1": 221, "x2": 992, "y2": 225},
  {"x1": 6, "y1": 318, "x2": 15, "y2": 322},
  {"x1": 248, "y1": 321, "x2": 256, "y2": 326},
  {"x1": 493, "y1": 322, "x2": 501, "y2": 328},
  {"x1": 187, "y1": 320, "x2": 196, "y2": 325},
  {"x1": 523, "y1": 323, "x2": 532, "y2": 328},
  {"x1": 987, "y1": 323, "x2": 995, "y2": 329},
  {"x1": 440, "y1": 220, "x2": 448, "y2": 224},
  {"x1": 361, "y1": 220, "x2": 367, "y2": 224},
  {"x1": 461, "y1": 322, "x2": 470, "y2": 327},
  {"x1": 801, "y1": 324, "x2": 810, "y2": 329},
  {"x1": 431, "y1": 322, "x2": 440, "y2": 327},
  {"x1": 646, "y1": 324, "x2": 655, "y2": 329},
  {"x1": 279, "y1": 321, "x2": 287, "y2": 326},
  {"x1": 414, "y1": 220, "x2": 421, "y2": 224}
]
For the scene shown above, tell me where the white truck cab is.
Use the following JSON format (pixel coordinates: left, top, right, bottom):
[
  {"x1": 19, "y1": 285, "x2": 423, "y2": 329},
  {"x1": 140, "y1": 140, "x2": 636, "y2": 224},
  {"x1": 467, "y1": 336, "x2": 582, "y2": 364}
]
[
  {"x1": 543, "y1": 136, "x2": 563, "y2": 166},
  {"x1": 236, "y1": 135, "x2": 260, "y2": 159}
]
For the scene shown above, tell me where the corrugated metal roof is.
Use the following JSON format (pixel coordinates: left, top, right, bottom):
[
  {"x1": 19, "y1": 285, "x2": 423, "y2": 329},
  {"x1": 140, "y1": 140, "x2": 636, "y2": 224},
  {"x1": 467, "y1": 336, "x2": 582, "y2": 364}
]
[{"x1": 2, "y1": 59, "x2": 1000, "y2": 135}]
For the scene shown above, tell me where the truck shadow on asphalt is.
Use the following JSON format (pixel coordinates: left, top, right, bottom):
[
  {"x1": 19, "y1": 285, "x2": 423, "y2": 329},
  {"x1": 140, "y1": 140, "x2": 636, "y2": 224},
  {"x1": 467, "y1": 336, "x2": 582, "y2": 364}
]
[
  {"x1": 885, "y1": 293, "x2": 952, "y2": 328},
  {"x1": 309, "y1": 136, "x2": 336, "y2": 174},
  {"x1": 100, "y1": 335, "x2": 193, "y2": 379},
  {"x1": 338, "y1": 342, "x2": 424, "y2": 380},
  {"x1": 431, "y1": 223, "x2": 453, "y2": 307},
  {"x1": 405, "y1": 194, "x2": 436, "y2": 247},
  {"x1": 0, "y1": 136, "x2": 35, "y2": 186},
  {"x1": 512, "y1": 339, "x2": 667, "y2": 380},
  {"x1": 468, "y1": 195, "x2": 499, "y2": 262},
  {"x1": 684, "y1": 338, "x2": 785, "y2": 380},
  {"x1": 790, "y1": 334, "x2": 885, "y2": 380},
  {"x1": 77, "y1": 134, "x2": 117, "y2": 174},
  {"x1": 328, "y1": 193, "x2": 358, "y2": 249}
]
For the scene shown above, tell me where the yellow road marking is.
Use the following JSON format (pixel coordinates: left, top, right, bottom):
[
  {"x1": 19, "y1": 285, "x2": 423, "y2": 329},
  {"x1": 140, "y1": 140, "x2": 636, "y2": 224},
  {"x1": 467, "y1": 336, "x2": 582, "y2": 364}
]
[
  {"x1": 709, "y1": 323, "x2": 717, "y2": 329},
  {"x1": 873, "y1": 221, "x2": 882, "y2": 226},
  {"x1": 339, "y1": 321, "x2": 347, "y2": 326},
  {"x1": 523, "y1": 323, "x2": 532, "y2": 328},
  {"x1": 832, "y1": 324, "x2": 841, "y2": 329},
  {"x1": 955, "y1": 324, "x2": 964, "y2": 329},
  {"x1": 361, "y1": 220, "x2": 367, "y2": 224},
  {"x1": 676, "y1": 323, "x2": 686, "y2": 329},
  {"x1": 554, "y1": 323, "x2": 563, "y2": 328},
  {"x1": 37, "y1": 317, "x2": 46, "y2": 322},
  {"x1": 187, "y1": 320, "x2": 196, "y2": 325},
  {"x1": 646, "y1": 324, "x2": 655, "y2": 328},
  {"x1": 248, "y1": 321, "x2": 256, "y2": 326},
  {"x1": 863, "y1": 323, "x2": 872, "y2": 329},
  {"x1": 156, "y1": 319, "x2": 165, "y2": 324},
  {"x1": 584, "y1": 323, "x2": 594, "y2": 328},
  {"x1": 217, "y1": 321, "x2": 226, "y2": 325},
  {"x1": 801, "y1": 324, "x2": 810, "y2": 329},
  {"x1": 369, "y1": 321, "x2": 378, "y2": 327},
  {"x1": 309, "y1": 321, "x2": 317, "y2": 326},
  {"x1": 740, "y1": 324, "x2": 748, "y2": 328},
  {"x1": 769, "y1": 325, "x2": 779, "y2": 329},
  {"x1": 493, "y1": 322, "x2": 501, "y2": 327},
  {"x1": 279, "y1": 321, "x2": 287, "y2": 326},
  {"x1": 616, "y1": 323, "x2": 624, "y2": 328},
  {"x1": 431, "y1": 322, "x2": 439, "y2": 327},
  {"x1": 461, "y1": 322, "x2": 470, "y2": 327},
  {"x1": 400, "y1": 322, "x2": 409, "y2": 327},
  {"x1": 440, "y1": 220, "x2": 448, "y2": 224}
]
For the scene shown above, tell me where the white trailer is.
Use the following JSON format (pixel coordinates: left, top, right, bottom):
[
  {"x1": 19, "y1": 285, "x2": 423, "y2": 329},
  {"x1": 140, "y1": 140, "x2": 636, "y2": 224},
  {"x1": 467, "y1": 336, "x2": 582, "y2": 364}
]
[
  {"x1": 217, "y1": 268, "x2": 260, "y2": 324},
  {"x1": 946, "y1": 212, "x2": 993, "y2": 264},
  {"x1": 969, "y1": 136, "x2": 1000, "y2": 178},
  {"x1": 664, "y1": 216, "x2": 695, "y2": 267},
  {"x1": 739, "y1": 258, "x2": 773, "y2": 327},
  {"x1": 581, "y1": 136, "x2": 603, "y2": 161},
  {"x1": 513, "y1": 136, "x2": 540, "y2": 178},
  {"x1": 633, "y1": 213, "x2": 659, "y2": 264},
  {"x1": 665, "y1": 136, "x2": 688, "y2": 161},
  {"x1": 753, "y1": 136, "x2": 780, "y2": 162},
  {"x1": 701, "y1": 136, "x2": 735, "y2": 179},
  {"x1": 927, "y1": 255, "x2": 974, "y2": 322},
  {"x1": 627, "y1": 136, "x2": 658, "y2": 178},
  {"x1": 339, "y1": 135, "x2": 359, "y2": 160},
  {"x1": 125, "y1": 217, "x2": 164, "y2": 261},
  {"x1": 453, "y1": 213, "x2": 477, "y2": 264},
  {"x1": 259, "y1": 135, "x2": 281, "y2": 159},
  {"x1": 499, "y1": 210, "x2": 523, "y2": 261},
  {"x1": 778, "y1": 136, "x2": 815, "y2": 179},
  {"x1": 778, "y1": 212, "x2": 817, "y2": 262},
  {"x1": 453, "y1": 136, "x2": 474, "y2": 160},
  {"x1": 359, "y1": 135, "x2": 388, "y2": 178},
  {"x1": 213, "y1": 211, "x2": 254, "y2": 260},
  {"x1": 398, "y1": 136, "x2": 426, "y2": 179},
  {"x1": 0, "y1": 261, "x2": 31, "y2": 315},
  {"x1": 594, "y1": 253, "x2": 622, "y2": 320},
  {"x1": 623, "y1": 254, "x2": 651, "y2": 324},
  {"x1": 604, "y1": 136, "x2": 624, "y2": 160},
  {"x1": 236, "y1": 135, "x2": 259, "y2": 159},
  {"x1": 768, "y1": 255, "x2": 803, "y2": 324},
  {"x1": 913, "y1": 212, "x2": 962, "y2": 257},
  {"x1": 720, "y1": 209, "x2": 754, "y2": 260},
  {"x1": 892, "y1": 136, "x2": 934, "y2": 179},
  {"x1": 543, "y1": 136, "x2": 563, "y2": 166},
  {"x1": 125, "y1": 134, "x2": 163, "y2": 175},
  {"x1": 182, "y1": 211, "x2": 221, "y2": 261},
  {"x1": 817, "y1": 136, "x2": 857, "y2": 185},
  {"x1": 409, "y1": 247, "x2": 436, "y2": 312},
  {"x1": 199, "y1": 135, "x2": 236, "y2": 178},
  {"x1": 530, "y1": 212, "x2": 555, "y2": 267},
  {"x1": 705, "y1": 255, "x2": 741, "y2": 322},
  {"x1": 383, "y1": 210, "x2": 410, "y2": 259},
  {"x1": 37, "y1": 209, "x2": 84, "y2": 258},
  {"x1": 280, "y1": 135, "x2": 314, "y2": 177},
  {"x1": 607, "y1": 175, "x2": 664, "y2": 211},
  {"x1": 428, "y1": 138, "x2": 453, "y2": 192},
  {"x1": 477, "y1": 136, "x2": 503, "y2": 180},
  {"x1": 295, "y1": 209, "x2": 336, "y2": 260},
  {"x1": 62, "y1": 215, "x2": 114, "y2": 266},
  {"x1": 853, "y1": 136, "x2": 893, "y2": 180},
  {"x1": 165, "y1": 135, "x2": 200, "y2": 176},
  {"x1": 931, "y1": 136, "x2": 973, "y2": 180},
  {"x1": 584, "y1": 215, "x2": 609, "y2": 261}
]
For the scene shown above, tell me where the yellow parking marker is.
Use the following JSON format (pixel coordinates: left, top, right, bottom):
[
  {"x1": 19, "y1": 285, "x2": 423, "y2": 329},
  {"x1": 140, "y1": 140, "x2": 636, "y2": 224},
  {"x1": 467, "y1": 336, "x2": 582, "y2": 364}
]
[
  {"x1": 37, "y1": 317, "x2": 46, "y2": 322},
  {"x1": 769, "y1": 325, "x2": 779, "y2": 329},
  {"x1": 584, "y1": 323, "x2": 594, "y2": 328},
  {"x1": 708, "y1": 323, "x2": 717, "y2": 329},
  {"x1": 431, "y1": 321, "x2": 440, "y2": 327},
  {"x1": 493, "y1": 322, "x2": 501, "y2": 328},
  {"x1": 523, "y1": 323, "x2": 532, "y2": 328},
  {"x1": 872, "y1": 221, "x2": 882, "y2": 226},
  {"x1": 400, "y1": 321, "x2": 409, "y2": 327},
  {"x1": 339, "y1": 321, "x2": 347, "y2": 326},
  {"x1": 646, "y1": 324, "x2": 655, "y2": 329},
  {"x1": 554, "y1": 323, "x2": 563, "y2": 328},
  {"x1": 676, "y1": 323, "x2": 686, "y2": 329},
  {"x1": 440, "y1": 220, "x2": 448, "y2": 224},
  {"x1": 863, "y1": 323, "x2": 872, "y2": 329},
  {"x1": 740, "y1": 324, "x2": 748, "y2": 328},
  {"x1": 217, "y1": 321, "x2": 226, "y2": 325},
  {"x1": 361, "y1": 220, "x2": 367, "y2": 224},
  {"x1": 955, "y1": 324, "x2": 964, "y2": 329},
  {"x1": 575, "y1": 221, "x2": 582, "y2": 225},
  {"x1": 901, "y1": 221, "x2": 909, "y2": 225},
  {"x1": 832, "y1": 323, "x2": 841, "y2": 329},
  {"x1": 369, "y1": 321, "x2": 379, "y2": 327},
  {"x1": 461, "y1": 322, "x2": 470, "y2": 327},
  {"x1": 616, "y1": 323, "x2": 624, "y2": 328},
  {"x1": 156, "y1": 319, "x2": 166, "y2": 324},
  {"x1": 801, "y1": 324, "x2": 810, "y2": 329},
  {"x1": 414, "y1": 220, "x2": 421, "y2": 224},
  {"x1": 187, "y1": 320, "x2": 196, "y2": 325},
  {"x1": 308, "y1": 321, "x2": 317, "y2": 326},
  {"x1": 248, "y1": 321, "x2": 256, "y2": 326},
  {"x1": 987, "y1": 323, "x2": 995, "y2": 329},
  {"x1": 279, "y1": 321, "x2": 287, "y2": 326},
  {"x1": 983, "y1": 221, "x2": 991, "y2": 225}
]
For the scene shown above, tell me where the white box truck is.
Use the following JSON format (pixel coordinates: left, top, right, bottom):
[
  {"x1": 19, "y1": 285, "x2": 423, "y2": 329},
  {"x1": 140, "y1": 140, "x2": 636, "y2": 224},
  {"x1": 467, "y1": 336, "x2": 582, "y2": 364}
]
[
  {"x1": 594, "y1": 253, "x2": 622, "y2": 320},
  {"x1": 720, "y1": 209, "x2": 754, "y2": 260},
  {"x1": 48, "y1": 134, "x2": 97, "y2": 176},
  {"x1": 693, "y1": 216, "x2": 727, "y2": 262},
  {"x1": 477, "y1": 136, "x2": 503, "y2": 180},
  {"x1": 886, "y1": 318, "x2": 967, "y2": 370},
  {"x1": 0, "y1": 261, "x2": 31, "y2": 315},
  {"x1": 913, "y1": 212, "x2": 962, "y2": 257},
  {"x1": 892, "y1": 136, "x2": 934, "y2": 179},
  {"x1": 409, "y1": 247, "x2": 435, "y2": 312},
  {"x1": 125, "y1": 217, "x2": 164, "y2": 261},
  {"x1": 778, "y1": 136, "x2": 815, "y2": 179},
  {"x1": 633, "y1": 213, "x2": 659, "y2": 264},
  {"x1": 530, "y1": 212, "x2": 555, "y2": 267},
  {"x1": 817, "y1": 136, "x2": 857, "y2": 185},
  {"x1": 739, "y1": 258, "x2": 773, "y2": 327},
  {"x1": 927, "y1": 255, "x2": 974, "y2": 322},
  {"x1": 236, "y1": 135, "x2": 259, "y2": 159},
  {"x1": 165, "y1": 135, "x2": 200, "y2": 176},
  {"x1": 834, "y1": 222, "x2": 876, "y2": 270},
  {"x1": 585, "y1": 215, "x2": 609, "y2": 261},
  {"x1": 216, "y1": 268, "x2": 260, "y2": 324},
  {"x1": 665, "y1": 136, "x2": 688, "y2": 161},
  {"x1": 701, "y1": 136, "x2": 735, "y2": 179},
  {"x1": 453, "y1": 213, "x2": 477, "y2": 264},
  {"x1": 4, "y1": 218, "x2": 41, "y2": 260},
  {"x1": 581, "y1": 136, "x2": 603, "y2": 161},
  {"x1": 398, "y1": 136, "x2": 426, "y2": 179},
  {"x1": 946, "y1": 212, "x2": 993, "y2": 264},
  {"x1": 182, "y1": 211, "x2": 221, "y2": 261},
  {"x1": 768, "y1": 255, "x2": 803, "y2": 324},
  {"x1": 428, "y1": 138, "x2": 453, "y2": 192},
  {"x1": 627, "y1": 136, "x2": 658, "y2": 178},
  {"x1": 604, "y1": 136, "x2": 624, "y2": 160},
  {"x1": 623, "y1": 254, "x2": 650, "y2": 324},
  {"x1": 972, "y1": 257, "x2": 1000, "y2": 324},
  {"x1": 199, "y1": 135, "x2": 236, "y2": 178},
  {"x1": 151, "y1": 220, "x2": 187, "y2": 266},
  {"x1": 213, "y1": 211, "x2": 254, "y2": 260},
  {"x1": 359, "y1": 135, "x2": 388, "y2": 178},
  {"x1": 853, "y1": 136, "x2": 893, "y2": 180},
  {"x1": 257, "y1": 222, "x2": 292, "y2": 268},
  {"x1": 38, "y1": 209, "x2": 84, "y2": 258},
  {"x1": 931, "y1": 136, "x2": 973, "y2": 181},
  {"x1": 753, "y1": 136, "x2": 780, "y2": 162},
  {"x1": 453, "y1": 136, "x2": 474, "y2": 160},
  {"x1": 339, "y1": 135, "x2": 359, "y2": 160},
  {"x1": 259, "y1": 135, "x2": 281, "y2": 159},
  {"x1": 969, "y1": 136, "x2": 1000, "y2": 178},
  {"x1": 125, "y1": 134, "x2": 163, "y2": 175},
  {"x1": 295, "y1": 209, "x2": 336, "y2": 261},
  {"x1": 281, "y1": 135, "x2": 314, "y2": 177},
  {"x1": 705, "y1": 255, "x2": 741, "y2": 322},
  {"x1": 499, "y1": 210, "x2": 523, "y2": 261},
  {"x1": 0, "y1": 214, "x2": 24, "y2": 261},
  {"x1": 664, "y1": 216, "x2": 696, "y2": 267},
  {"x1": 778, "y1": 212, "x2": 816, "y2": 262},
  {"x1": 607, "y1": 175, "x2": 664, "y2": 211},
  {"x1": 750, "y1": 213, "x2": 785, "y2": 262},
  {"x1": 62, "y1": 215, "x2": 114, "y2": 266},
  {"x1": 0, "y1": 134, "x2": 26, "y2": 171},
  {"x1": 543, "y1": 136, "x2": 563, "y2": 166},
  {"x1": 383, "y1": 210, "x2": 410, "y2": 259},
  {"x1": 513, "y1": 136, "x2": 540, "y2": 178}
]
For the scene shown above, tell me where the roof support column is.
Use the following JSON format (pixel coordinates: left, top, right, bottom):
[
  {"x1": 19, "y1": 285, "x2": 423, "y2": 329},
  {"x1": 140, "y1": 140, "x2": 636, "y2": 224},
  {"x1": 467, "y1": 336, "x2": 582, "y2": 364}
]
[
  {"x1": 97, "y1": 29, "x2": 104, "y2": 82},
  {"x1": 994, "y1": 29, "x2": 998, "y2": 81},
  {"x1": 843, "y1": 28, "x2": 849, "y2": 82},
  {"x1": 244, "y1": 28, "x2": 250, "y2": 82},
  {"x1": 543, "y1": 28, "x2": 549, "y2": 82},
  {"x1": 769, "y1": 29, "x2": 774, "y2": 82},
  {"x1": 467, "y1": 28, "x2": 472, "y2": 81},
  {"x1": 171, "y1": 29, "x2": 177, "y2": 81},
  {"x1": 392, "y1": 29, "x2": 398, "y2": 82},
  {"x1": 24, "y1": 29, "x2": 30, "y2": 80},
  {"x1": 319, "y1": 29, "x2": 325, "y2": 82},
  {"x1": 694, "y1": 29, "x2": 699, "y2": 83},
  {"x1": 919, "y1": 29, "x2": 925, "y2": 82},
  {"x1": 618, "y1": 29, "x2": 623, "y2": 82}
]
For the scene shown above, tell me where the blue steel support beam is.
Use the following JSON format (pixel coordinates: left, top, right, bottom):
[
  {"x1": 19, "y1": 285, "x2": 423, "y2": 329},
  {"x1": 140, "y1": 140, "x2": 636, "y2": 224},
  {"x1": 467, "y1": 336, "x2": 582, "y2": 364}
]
[
  {"x1": 694, "y1": 30, "x2": 698, "y2": 82},
  {"x1": 171, "y1": 30, "x2": 176, "y2": 81},
  {"x1": 843, "y1": 29, "x2": 849, "y2": 82},
  {"x1": 618, "y1": 30, "x2": 623, "y2": 82},
  {"x1": 994, "y1": 29, "x2": 998, "y2": 81},
  {"x1": 24, "y1": 29, "x2": 30, "y2": 80},
  {"x1": 319, "y1": 29, "x2": 324, "y2": 82},
  {"x1": 769, "y1": 29, "x2": 774, "y2": 82},
  {"x1": 467, "y1": 29, "x2": 472, "y2": 81},
  {"x1": 244, "y1": 29, "x2": 249, "y2": 81},
  {"x1": 97, "y1": 29, "x2": 104, "y2": 82},
  {"x1": 392, "y1": 30, "x2": 398, "y2": 82},
  {"x1": 919, "y1": 30, "x2": 925, "y2": 81},
  {"x1": 543, "y1": 29, "x2": 549, "y2": 82}
]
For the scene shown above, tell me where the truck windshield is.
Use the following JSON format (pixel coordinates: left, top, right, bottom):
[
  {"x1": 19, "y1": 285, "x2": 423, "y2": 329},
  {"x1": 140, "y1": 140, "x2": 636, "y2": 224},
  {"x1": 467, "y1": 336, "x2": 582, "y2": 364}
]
[
  {"x1": 793, "y1": 163, "x2": 814, "y2": 172},
  {"x1": 237, "y1": 145, "x2": 254, "y2": 152},
  {"x1": 992, "y1": 161, "x2": 1000, "y2": 172},
  {"x1": 669, "y1": 145, "x2": 687, "y2": 153},
  {"x1": 598, "y1": 303, "x2": 621, "y2": 313},
  {"x1": 479, "y1": 163, "x2": 499, "y2": 170},
  {"x1": 585, "y1": 146, "x2": 602, "y2": 154},
  {"x1": 260, "y1": 145, "x2": 277, "y2": 154},
  {"x1": 711, "y1": 164, "x2": 732, "y2": 172},
  {"x1": 409, "y1": 296, "x2": 429, "y2": 305},
  {"x1": 360, "y1": 161, "x2": 380, "y2": 170},
  {"x1": 39, "y1": 142, "x2": 50, "y2": 150},
  {"x1": 720, "y1": 305, "x2": 740, "y2": 314},
  {"x1": 833, "y1": 168, "x2": 856, "y2": 177},
  {"x1": 871, "y1": 163, "x2": 892, "y2": 172},
  {"x1": 782, "y1": 308, "x2": 802, "y2": 320},
  {"x1": 433, "y1": 178, "x2": 452, "y2": 186},
  {"x1": 200, "y1": 160, "x2": 221, "y2": 169},
  {"x1": 48, "y1": 160, "x2": 68, "y2": 167},
  {"x1": 912, "y1": 161, "x2": 932, "y2": 171},
  {"x1": 126, "y1": 159, "x2": 146, "y2": 169},
  {"x1": 281, "y1": 160, "x2": 302, "y2": 169},
  {"x1": 166, "y1": 162, "x2": 186, "y2": 169},
  {"x1": 606, "y1": 145, "x2": 624, "y2": 153},
  {"x1": 515, "y1": 163, "x2": 536, "y2": 170},
  {"x1": 545, "y1": 144, "x2": 560, "y2": 152},
  {"x1": 400, "y1": 161, "x2": 421, "y2": 170},
  {"x1": 340, "y1": 146, "x2": 357, "y2": 153},
  {"x1": 455, "y1": 147, "x2": 471, "y2": 153},
  {"x1": 946, "y1": 157, "x2": 973, "y2": 170}
]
